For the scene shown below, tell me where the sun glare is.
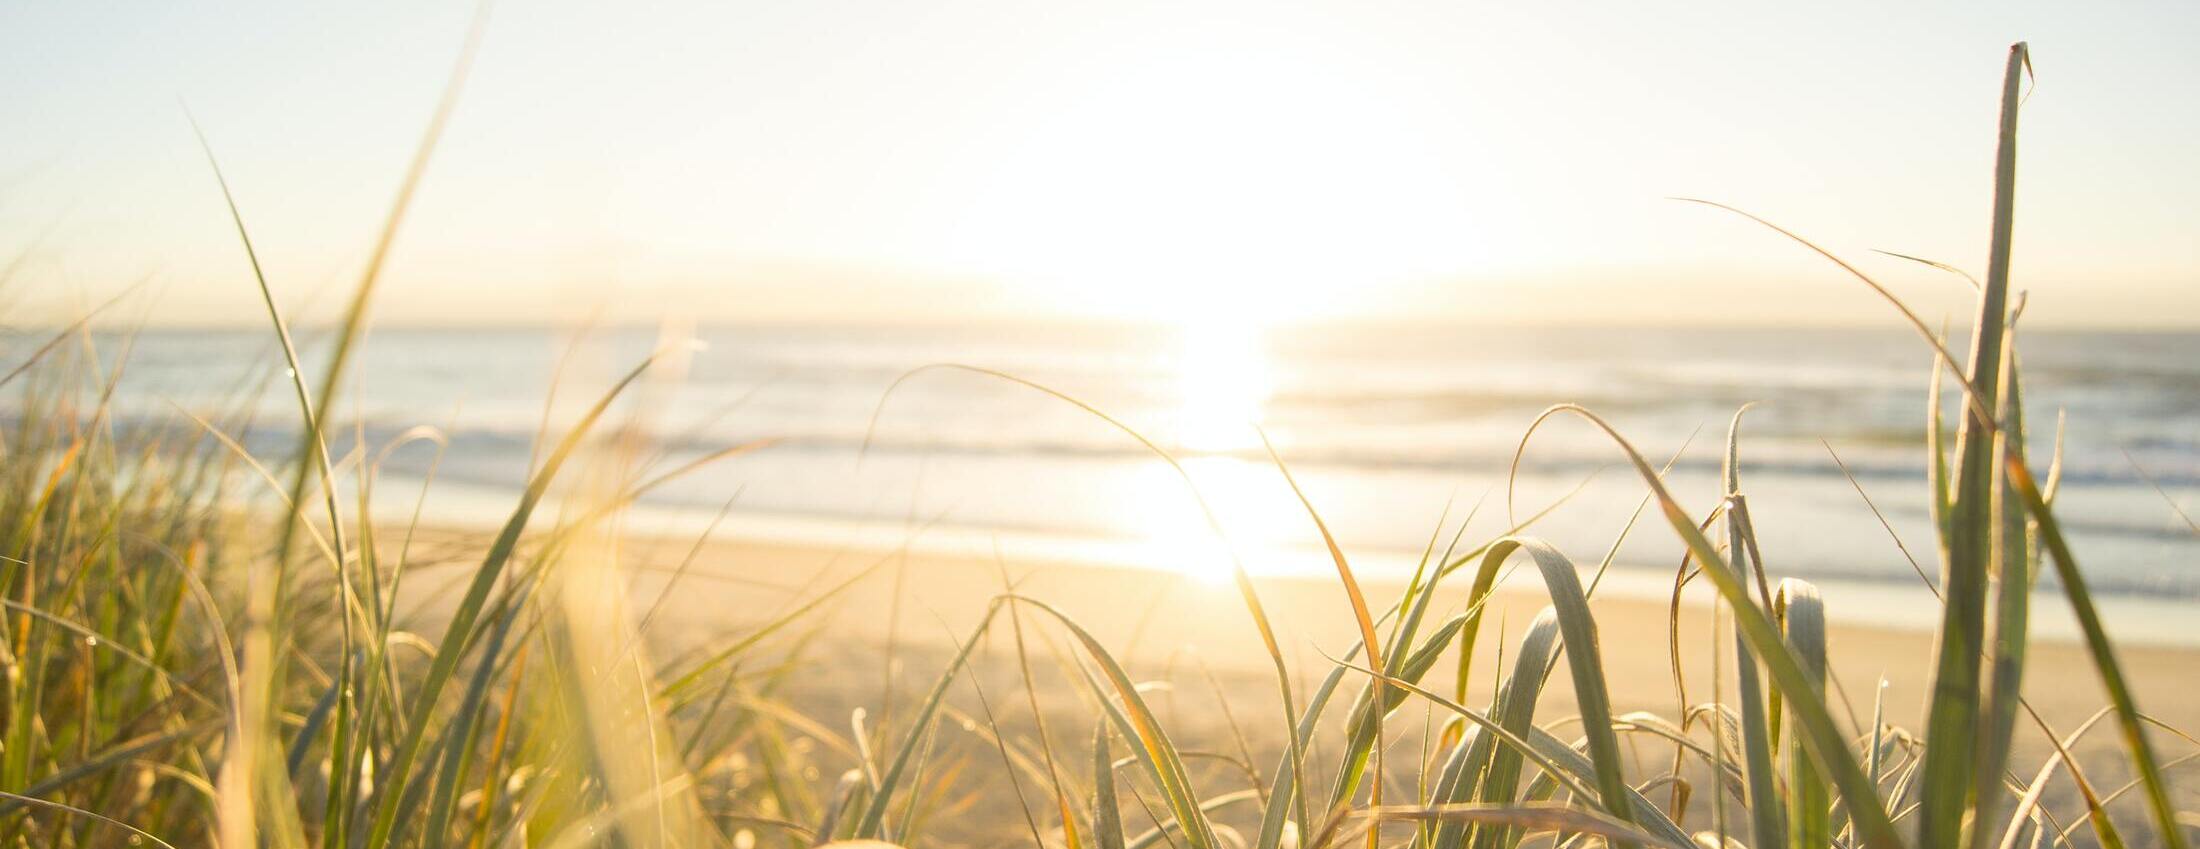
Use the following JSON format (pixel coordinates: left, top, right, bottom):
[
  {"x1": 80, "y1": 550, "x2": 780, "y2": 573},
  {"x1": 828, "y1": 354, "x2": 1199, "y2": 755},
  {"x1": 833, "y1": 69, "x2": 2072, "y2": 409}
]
[
  {"x1": 1123, "y1": 317, "x2": 1279, "y2": 584},
  {"x1": 1129, "y1": 456, "x2": 1280, "y2": 587},
  {"x1": 1171, "y1": 318, "x2": 1273, "y2": 454},
  {"x1": 934, "y1": 25, "x2": 1484, "y2": 326}
]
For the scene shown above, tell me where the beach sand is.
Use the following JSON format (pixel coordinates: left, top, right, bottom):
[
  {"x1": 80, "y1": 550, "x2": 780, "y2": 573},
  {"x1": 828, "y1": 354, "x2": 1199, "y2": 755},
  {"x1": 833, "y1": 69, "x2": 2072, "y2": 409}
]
[{"x1": 395, "y1": 524, "x2": 2200, "y2": 844}]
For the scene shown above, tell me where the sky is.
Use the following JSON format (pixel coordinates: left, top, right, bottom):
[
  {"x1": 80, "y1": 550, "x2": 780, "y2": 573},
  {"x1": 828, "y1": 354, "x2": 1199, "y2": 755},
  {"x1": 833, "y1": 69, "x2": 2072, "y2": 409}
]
[{"x1": 3, "y1": 1, "x2": 2198, "y2": 329}]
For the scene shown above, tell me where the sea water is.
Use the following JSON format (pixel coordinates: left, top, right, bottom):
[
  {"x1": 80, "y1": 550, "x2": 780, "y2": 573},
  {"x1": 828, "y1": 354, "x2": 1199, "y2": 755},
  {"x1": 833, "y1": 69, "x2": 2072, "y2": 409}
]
[{"x1": 24, "y1": 322, "x2": 2199, "y2": 643}]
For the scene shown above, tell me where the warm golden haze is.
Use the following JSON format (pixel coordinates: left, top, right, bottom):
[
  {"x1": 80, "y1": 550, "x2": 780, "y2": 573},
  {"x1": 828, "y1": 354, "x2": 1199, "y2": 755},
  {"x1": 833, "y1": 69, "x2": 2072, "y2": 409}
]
[
  {"x1": 2, "y1": 7, "x2": 2198, "y2": 849},
  {"x1": 4, "y1": 2, "x2": 2200, "y2": 327}
]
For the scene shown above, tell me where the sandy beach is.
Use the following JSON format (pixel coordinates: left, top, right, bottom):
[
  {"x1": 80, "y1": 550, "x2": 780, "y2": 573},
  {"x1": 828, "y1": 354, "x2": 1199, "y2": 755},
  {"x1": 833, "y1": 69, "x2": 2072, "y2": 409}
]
[{"x1": 386, "y1": 521, "x2": 2200, "y2": 843}]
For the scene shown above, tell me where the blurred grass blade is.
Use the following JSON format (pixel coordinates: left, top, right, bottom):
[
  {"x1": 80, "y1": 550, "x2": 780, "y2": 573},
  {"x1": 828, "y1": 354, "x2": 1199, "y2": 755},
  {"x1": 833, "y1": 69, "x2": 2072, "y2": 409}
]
[
  {"x1": 1366, "y1": 802, "x2": 1693, "y2": 849},
  {"x1": 2006, "y1": 456, "x2": 2186, "y2": 848},
  {"x1": 363, "y1": 348, "x2": 680, "y2": 848},
  {"x1": 1093, "y1": 720, "x2": 1126, "y2": 849}
]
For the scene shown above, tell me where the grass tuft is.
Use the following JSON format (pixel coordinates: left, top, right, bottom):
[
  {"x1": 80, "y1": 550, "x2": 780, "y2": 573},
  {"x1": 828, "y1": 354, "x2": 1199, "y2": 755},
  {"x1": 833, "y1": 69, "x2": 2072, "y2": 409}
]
[{"x1": 0, "y1": 39, "x2": 2190, "y2": 849}]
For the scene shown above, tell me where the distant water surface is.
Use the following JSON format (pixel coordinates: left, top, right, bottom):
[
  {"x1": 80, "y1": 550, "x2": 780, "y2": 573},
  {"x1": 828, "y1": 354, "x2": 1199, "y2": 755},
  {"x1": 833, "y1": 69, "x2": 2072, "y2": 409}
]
[{"x1": 23, "y1": 323, "x2": 2200, "y2": 641}]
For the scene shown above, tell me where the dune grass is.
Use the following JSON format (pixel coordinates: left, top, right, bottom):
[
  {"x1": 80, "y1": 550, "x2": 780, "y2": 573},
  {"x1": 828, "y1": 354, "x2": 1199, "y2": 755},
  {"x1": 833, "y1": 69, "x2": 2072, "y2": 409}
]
[{"x1": 0, "y1": 40, "x2": 2194, "y2": 849}]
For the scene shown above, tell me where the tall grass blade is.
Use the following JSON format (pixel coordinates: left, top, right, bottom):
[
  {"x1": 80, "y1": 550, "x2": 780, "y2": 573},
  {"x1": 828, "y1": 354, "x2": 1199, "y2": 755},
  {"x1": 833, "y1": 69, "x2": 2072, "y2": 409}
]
[
  {"x1": 1366, "y1": 802, "x2": 1693, "y2": 849},
  {"x1": 871, "y1": 364, "x2": 1310, "y2": 836},
  {"x1": 1918, "y1": 42, "x2": 2027, "y2": 849},
  {"x1": 1256, "y1": 657, "x2": 1354, "y2": 849},
  {"x1": 1517, "y1": 404, "x2": 1905, "y2": 849},
  {"x1": 2005, "y1": 457, "x2": 2187, "y2": 848},
  {"x1": 1094, "y1": 720, "x2": 1127, "y2": 849},
  {"x1": 1328, "y1": 657, "x2": 1692, "y2": 848},
  {"x1": 363, "y1": 348, "x2": 680, "y2": 848},
  {"x1": 1264, "y1": 432, "x2": 1391, "y2": 847},
  {"x1": 1015, "y1": 596, "x2": 1221, "y2": 849},
  {"x1": 1451, "y1": 538, "x2": 1635, "y2": 839},
  {"x1": 1440, "y1": 608, "x2": 1558, "y2": 849},
  {"x1": 1723, "y1": 411, "x2": 1786, "y2": 849},
  {"x1": 1776, "y1": 580, "x2": 1830, "y2": 849},
  {"x1": 1973, "y1": 325, "x2": 2034, "y2": 849},
  {"x1": 852, "y1": 605, "x2": 997, "y2": 840},
  {"x1": 1331, "y1": 611, "x2": 1465, "y2": 815}
]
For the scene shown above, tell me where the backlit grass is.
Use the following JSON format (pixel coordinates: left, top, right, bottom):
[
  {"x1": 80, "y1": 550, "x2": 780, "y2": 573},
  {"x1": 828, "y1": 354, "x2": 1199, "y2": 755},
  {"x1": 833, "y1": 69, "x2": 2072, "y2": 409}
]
[{"x1": 1, "y1": 40, "x2": 2193, "y2": 849}]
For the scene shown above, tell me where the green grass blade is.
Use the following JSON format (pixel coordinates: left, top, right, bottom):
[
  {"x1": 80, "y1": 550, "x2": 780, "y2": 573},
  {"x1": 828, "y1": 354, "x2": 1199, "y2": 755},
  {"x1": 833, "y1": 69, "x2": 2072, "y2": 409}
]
[
  {"x1": 362, "y1": 348, "x2": 679, "y2": 848},
  {"x1": 1094, "y1": 720, "x2": 1127, "y2": 849},
  {"x1": 1973, "y1": 329, "x2": 2033, "y2": 849},
  {"x1": 1015, "y1": 596, "x2": 1221, "y2": 849},
  {"x1": 1777, "y1": 580, "x2": 1830, "y2": 849},
  {"x1": 1724, "y1": 411, "x2": 1787, "y2": 849},
  {"x1": 1367, "y1": 802, "x2": 1694, "y2": 849},
  {"x1": 1918, "y1": 42, "x2": 2027, "y2": 849},
  {"x1": 1442, "y1": 538, "x2": 1637, "y2": 839},
  {"x1": 423, "y1": 584, "x2": 531, "y2": 846},
  {"x1": 2005, "y1": 456, "x2": 2187, "y2": 848},
  {"x1": 852, "y1": 602, "x2": 998, "y2": 839},
  {"x1": 1928, "y1": 341, "x2": 1952, "y2": 545},
  {"x1": 1449, "y1": 608, "x2": 1559, "y2": 849},
  {"x1": 1256, "y1": 659, "x2": 1353, "y2": 849},
  {"x1": 872, "y1": 364, "x2": 1310, "y2": 838},
  {"x1": 1331, "y1": 658, "x2": 1693, "y2": 849},
  {"x1": 1330, "y1": 613, "x2": 1467, "y2": 809},
  {"x1": 1516, "y1": 404, "x2": 1905, "y2": 849}
]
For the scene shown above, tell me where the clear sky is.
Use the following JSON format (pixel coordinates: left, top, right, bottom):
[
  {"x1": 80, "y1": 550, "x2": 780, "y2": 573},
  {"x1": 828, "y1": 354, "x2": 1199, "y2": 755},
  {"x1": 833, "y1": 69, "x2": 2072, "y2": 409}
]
[{"x1": 4, "y1": 1, "x2": 2197, "y2": 328}]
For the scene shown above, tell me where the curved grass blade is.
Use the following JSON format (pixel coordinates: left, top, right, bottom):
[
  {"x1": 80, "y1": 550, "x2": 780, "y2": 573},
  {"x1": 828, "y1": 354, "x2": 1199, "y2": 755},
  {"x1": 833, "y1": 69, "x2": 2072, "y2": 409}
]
[
  {"x1": 1013, "y1": 596, "x2": 1221, "y2": 849},
  {"x1": 1996, "y1": 709, "x2": 2123, "y2": 849},
  {"x1": 0, "y1": 791, "x2": 183, "y2": 849},
  {"x1": 870, "y1": 364, "x2": 1309, "y2": 833},
  {"x1": 1323, "y1": 654, "x2": 1693, "y2": 849},
  {"x1": 1262, "y1": 431, "x2": 1392, "y2": 845},
  {"x1": 1515, "y1": 404, "x2": 1905, "y2": 849},
  {"x1": 1125, "y1": 789, "x2": 1262, "y2": 849},
  {"x1": 1721, "y1": 409, "x2": 1786, "y2": 849},
  {"x1": 1438, "y1": 608, "x2": 1558, "y2": 849},
  {"x1": 1426, "y1": 536, "x2": 1639, "y2": 845}
]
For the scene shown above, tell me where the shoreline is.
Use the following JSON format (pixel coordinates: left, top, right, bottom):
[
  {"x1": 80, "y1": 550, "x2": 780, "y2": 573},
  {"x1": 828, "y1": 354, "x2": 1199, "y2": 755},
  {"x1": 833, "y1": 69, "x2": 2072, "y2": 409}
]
[
  {"x1": 390, "y1": 480, "x2": 2200, "y2": 649},
  {"x1": 391, "y1": 518, "x2": 2200, "y2": 745}
]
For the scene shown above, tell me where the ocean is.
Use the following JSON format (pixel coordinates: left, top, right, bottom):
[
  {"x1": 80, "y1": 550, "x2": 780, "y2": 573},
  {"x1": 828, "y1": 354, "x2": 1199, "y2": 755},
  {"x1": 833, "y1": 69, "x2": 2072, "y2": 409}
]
[{"x1": 29, "y1": 322, "x2": 2200, "y2": 643}]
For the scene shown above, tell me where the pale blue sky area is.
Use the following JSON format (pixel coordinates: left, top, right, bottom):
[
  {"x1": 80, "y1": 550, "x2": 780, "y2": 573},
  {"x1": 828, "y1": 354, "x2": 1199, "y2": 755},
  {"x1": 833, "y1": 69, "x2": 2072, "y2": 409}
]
[{"x1": 3, "y1": 1, "x2": 2197, "y2": 327}]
